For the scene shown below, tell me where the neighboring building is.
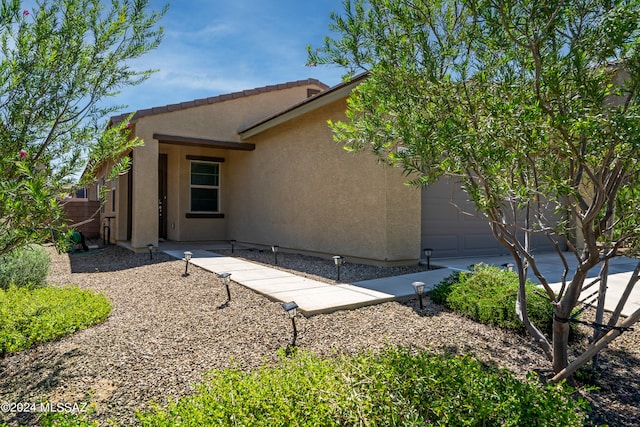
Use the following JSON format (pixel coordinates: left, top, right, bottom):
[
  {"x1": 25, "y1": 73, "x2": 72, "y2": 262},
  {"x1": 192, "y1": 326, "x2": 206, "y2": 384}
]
[{"x1": 87, "y1": 75, "x2": 555, "y2": 264}]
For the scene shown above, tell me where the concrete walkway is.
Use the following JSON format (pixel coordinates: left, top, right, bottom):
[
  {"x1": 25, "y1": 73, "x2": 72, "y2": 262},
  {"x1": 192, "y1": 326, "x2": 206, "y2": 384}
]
[
  {"x1": 162, "y1": 245, "x2": 640, "y2": 317},
  {"x1": 162, "y1": 248, "x2": 454, "y2": 315}
]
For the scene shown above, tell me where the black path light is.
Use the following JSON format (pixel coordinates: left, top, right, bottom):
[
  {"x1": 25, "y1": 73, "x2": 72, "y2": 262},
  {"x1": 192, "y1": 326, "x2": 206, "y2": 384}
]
[
  {"x1": 281, "y1": 301, "x2": 299, "y2": 355},
  {"x1": 218, "y1": 272, "x2": 232, "y2": 302},
  {"x1": 412, "y1": 281, "x2": 426, "y2": 310},
  {"x1": 147, "y1": 243, "x2": 154, "y2": 260},
  {"x1": 229, "y1": 239, "x2": 237, "y2": 254},
  {"x1": 500, "y1": 262, "x2": 515, "y2": 271},
  {"x1": 183, "y1": 251, "x2": 193, "y2": 277},
  {"x1": 423, "y1": 248, "x2": 433, "y2": 270},
  {"x1": 332, "y1": 255, "x2": 344, "y2": 282},
  {"x1": 271, "y1": 245, "x2": 279, "y2": 265}
]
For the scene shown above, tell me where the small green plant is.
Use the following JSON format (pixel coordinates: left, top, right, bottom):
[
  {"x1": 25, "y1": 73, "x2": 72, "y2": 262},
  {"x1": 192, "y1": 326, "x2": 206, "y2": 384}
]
[
  {"x1": 0, "y1": 285, "x2": 111, "y2": 355},
  {"x1": 428, "y1": 269, "x2": 462, "y2": 305},
  {"x1": 430, "y1": 264, "x2": 570, "y2": 338},
  {"x1": 0, "y1": 244, "x2": 50, "y2": 289},
  {"x1": 39, "y1": 411, "x2": 99, "y2": 427},
  {"x1": 137, "y1": 347, "x2": 588, "y2": 426}
]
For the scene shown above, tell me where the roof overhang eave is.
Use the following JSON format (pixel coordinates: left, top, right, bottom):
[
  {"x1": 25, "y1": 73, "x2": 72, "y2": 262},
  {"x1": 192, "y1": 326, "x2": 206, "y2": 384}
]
[{"x1": 153, "y1": 133, "x2": 256, "y2": 151}]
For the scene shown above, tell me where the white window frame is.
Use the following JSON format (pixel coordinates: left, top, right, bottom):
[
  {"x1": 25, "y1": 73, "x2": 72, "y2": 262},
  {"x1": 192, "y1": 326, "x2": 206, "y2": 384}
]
[{"x1": 189, "y1": 160, "x2": 220, "y2": 213}]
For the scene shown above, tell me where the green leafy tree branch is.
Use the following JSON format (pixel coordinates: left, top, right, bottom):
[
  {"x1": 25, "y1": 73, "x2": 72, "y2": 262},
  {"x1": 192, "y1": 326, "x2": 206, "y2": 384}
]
[
  {"x1": 0, "y1": 0, "x2": 166, "y2": 256},
  {"x1": 310, "y1": 0, "x2": 640, "y2": 380}
]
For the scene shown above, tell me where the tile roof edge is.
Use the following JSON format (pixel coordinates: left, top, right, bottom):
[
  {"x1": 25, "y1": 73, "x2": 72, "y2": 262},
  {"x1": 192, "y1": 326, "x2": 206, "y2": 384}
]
[{"x1": 109, "y1": 78, "x2": 330, "y2": 125}]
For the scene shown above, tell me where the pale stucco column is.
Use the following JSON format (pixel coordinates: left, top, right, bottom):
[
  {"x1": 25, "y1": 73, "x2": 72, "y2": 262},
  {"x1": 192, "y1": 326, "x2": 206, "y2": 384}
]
[
  {"x1": 130, "y1": 135, "x2": 159, "y2": 249},
  {"x1": 114, "y1": 174, "x2": 129, "y2": 241}
]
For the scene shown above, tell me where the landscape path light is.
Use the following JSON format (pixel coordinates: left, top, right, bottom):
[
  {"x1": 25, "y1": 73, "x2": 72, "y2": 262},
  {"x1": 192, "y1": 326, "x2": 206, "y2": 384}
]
[
  {"x1": 218, "y1": 272, "x2": 232, "y2": 302},
  {"x1": 412, "y1": 281, "x2": 426, "y2": 310},
  {"x1": 281, "y1": 301, "x2": 299, "y2": 354},
  {"x1": 500, "y1": 262, "x2": 515, "y2": 271},
  {"x1": 229, "y1": 239, "x2": 237, "y2": 254},
  {"x1": 183, "y1": 251, "x2": 193, "y2": 277},
  {"x1": 147, "y1": 243, "x2": 154, "y2": 260},
  {"x1": 272, "y1": 245, "x2": 279, "y2": 265},
  {"x1": 423, "y1": 248, "x2": 433, "y2": 270},
  {"x1": 332, "y1": 255, "x2": 344, "y2": 282}
]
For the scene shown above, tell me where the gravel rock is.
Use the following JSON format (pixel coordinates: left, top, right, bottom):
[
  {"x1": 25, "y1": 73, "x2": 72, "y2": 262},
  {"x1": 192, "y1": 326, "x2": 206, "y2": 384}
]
[
  {"x1": 215, "y1": 248, "x2": 431, "y2": 283},
  {"x1": 0, "y1": 245, "x2": 638, "y2": 426}
]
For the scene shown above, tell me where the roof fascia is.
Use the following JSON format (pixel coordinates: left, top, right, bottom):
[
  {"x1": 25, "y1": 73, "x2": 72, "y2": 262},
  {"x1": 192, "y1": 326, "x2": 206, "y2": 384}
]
[{"x1": 238, "y1": 74, "x2": 366, "y2": 140}]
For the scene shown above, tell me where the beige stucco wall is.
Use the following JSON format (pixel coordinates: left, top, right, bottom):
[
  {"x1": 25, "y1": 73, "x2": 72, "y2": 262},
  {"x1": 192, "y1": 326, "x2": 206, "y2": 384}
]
[
  {"x1": 228, "y1": 98, "x2": 422, "y2": 264},
  {"x1": 119, "y1": 81, "x2": 422, "y2": 262},
  {"x1": 127, "y1": 84, "x2": 325, "y2": 249}
]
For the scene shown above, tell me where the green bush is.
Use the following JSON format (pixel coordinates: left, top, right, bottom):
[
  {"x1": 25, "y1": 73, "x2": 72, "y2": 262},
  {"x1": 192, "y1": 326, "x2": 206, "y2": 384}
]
[
  {"x1": 39, "y1": 412, "x2": 99, "y2": 427},
  {"x1": 137, "y1": 348, "x2": 588, "y2": 427},
  {"x1": 428, "y1": 269, "x2": 462, "y2": 305},
  {"x1": 430, "y1": 264, "x2": 560, "y2": 337},
  {"x1": 0, "y1": 244, "x2": 50, "y2": 289},
  {"x1": 0, "y1": 285, "x2": 111, "y2": 355}
]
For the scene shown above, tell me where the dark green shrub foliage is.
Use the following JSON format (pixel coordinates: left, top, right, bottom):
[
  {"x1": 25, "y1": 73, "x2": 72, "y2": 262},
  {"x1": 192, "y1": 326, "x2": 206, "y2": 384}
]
[
  {"x1": 0, "y1": 244, "x2": 50, "y2": 289},
  {"x1": 0, "y1": 285, "x2": 111, "y2": 354},
  {"x1": 137, "y1": 348, "x2": 587, "y2": 426},
  {"x1": 430, "y1": 264, "x2": 557, "y2": 336},
  {"x1": 428, "y1": 269, "x2": 462, "y2": 305}
]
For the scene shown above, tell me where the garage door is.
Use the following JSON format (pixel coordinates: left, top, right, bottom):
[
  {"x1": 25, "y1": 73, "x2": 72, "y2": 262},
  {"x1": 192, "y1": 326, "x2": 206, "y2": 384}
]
[{"x1": 421, "y1": 178, "x2": 563, "y2": 258}]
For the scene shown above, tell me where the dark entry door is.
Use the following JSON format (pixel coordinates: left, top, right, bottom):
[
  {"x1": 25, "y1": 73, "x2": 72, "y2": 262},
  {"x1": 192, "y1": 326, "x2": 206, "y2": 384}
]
[
  {"x1": 158, "y1": 154, "x2": 168, "y2": 239},
  {"x1": 127, "y1": 152, "x2": 133, "y2": 240}
]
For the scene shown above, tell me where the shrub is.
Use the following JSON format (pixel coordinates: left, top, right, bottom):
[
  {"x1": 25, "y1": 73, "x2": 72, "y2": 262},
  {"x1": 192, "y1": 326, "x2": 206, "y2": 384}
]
[
  {"x1": 0, "y1": 285, "x2": 111, "y2": 355},
  {"x1": 428, "y1": 269, "x2": 462, "y2": 305},
  {"x1": 0, "y1": 244, "x2": 50, "y2": 289},
  {"x1": 430, "y1": 264, "x2": 561, "y2": 337},
  {"x1": 39, "y1": 412, "x2": 98, "y2": 427},
  {"x1": 137, "y1": 348, "x2": 588, "y2": 426}
]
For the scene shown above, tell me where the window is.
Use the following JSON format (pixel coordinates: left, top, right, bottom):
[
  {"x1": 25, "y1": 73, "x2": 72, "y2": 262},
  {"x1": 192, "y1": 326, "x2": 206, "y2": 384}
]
[{"x1": 190, "y1": 161, "x2": 220, "y2": 212}]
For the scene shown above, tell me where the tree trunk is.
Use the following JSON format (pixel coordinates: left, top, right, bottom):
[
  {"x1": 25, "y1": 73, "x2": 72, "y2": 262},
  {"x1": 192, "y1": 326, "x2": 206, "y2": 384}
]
[
  {"x1": 552, "y1": 267, "x2": 590, "y2": 374},
  {"x1": 552, "y1": 309, "x2": 571, "y2": 374},
  {"x1": 592, "y1": 259, "x2": 609, "y2": 367},
  {"x1": 552, "y1": 306, "x2": 640, "y2": 382}
]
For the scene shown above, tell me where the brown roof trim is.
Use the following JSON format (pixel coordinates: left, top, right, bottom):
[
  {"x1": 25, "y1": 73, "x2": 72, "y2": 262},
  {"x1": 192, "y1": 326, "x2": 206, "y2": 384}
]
[
  {"x1": 110, "y1": 78, "x2": 330, "y2": 125},
  {"x1": 154, "y1": 133, "x2": 256, "y2": 151},
  {"x1": 238, "y1": 72, "x2": 368, "y2": 139}
]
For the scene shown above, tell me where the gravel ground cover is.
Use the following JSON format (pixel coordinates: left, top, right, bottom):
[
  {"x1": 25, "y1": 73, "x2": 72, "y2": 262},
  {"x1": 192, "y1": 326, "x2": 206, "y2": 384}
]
[
  {"x1": 214, "y1": 248, "x2": 432, "y2": 284},
  {"x1": 0, "y1": 245, "x2": 638, "y2": 426}
]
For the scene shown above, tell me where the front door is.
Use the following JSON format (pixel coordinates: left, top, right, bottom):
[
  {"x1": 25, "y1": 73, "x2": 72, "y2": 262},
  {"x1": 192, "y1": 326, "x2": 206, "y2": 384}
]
[
  {"x1": 158, "y1": 154, "x2": 168, "y2": 239},
  {"x1": 127, "y1": 152, "x2": 133, "y2": 240}
]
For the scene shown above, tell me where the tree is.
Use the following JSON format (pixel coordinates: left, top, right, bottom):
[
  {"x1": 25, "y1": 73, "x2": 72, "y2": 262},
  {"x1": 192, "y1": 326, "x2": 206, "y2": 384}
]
[
  {"x1": 309, "y1": 0, "x2": 640, "y2": 380},
  {"x1": 0, "y1": 0, "x2": 166, "y2": 256}
]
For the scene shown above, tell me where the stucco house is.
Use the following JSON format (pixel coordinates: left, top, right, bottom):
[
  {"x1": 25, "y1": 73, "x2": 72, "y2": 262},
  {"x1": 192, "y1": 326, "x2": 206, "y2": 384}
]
[{"x1": 87, "y1": 74, "x2": 551, "y2": 265}]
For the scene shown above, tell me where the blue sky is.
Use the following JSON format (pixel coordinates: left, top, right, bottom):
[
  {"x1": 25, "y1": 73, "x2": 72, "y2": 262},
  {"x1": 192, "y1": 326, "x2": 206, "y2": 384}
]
[{"x1": 110, "y1": 0, "x2": 348, "y2": 114}]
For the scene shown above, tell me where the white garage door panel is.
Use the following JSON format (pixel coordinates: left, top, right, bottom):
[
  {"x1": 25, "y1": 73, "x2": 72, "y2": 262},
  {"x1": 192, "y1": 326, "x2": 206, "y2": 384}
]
[
  {"x1": 421, "y1": 178, "x2": 562, "y2": 258},
  {"x1": 426, "y1": 234, "x2": 460, "y2": 254},
  {"x1": 464, "y1": 234, "x2": 501, "y2": 250}
]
